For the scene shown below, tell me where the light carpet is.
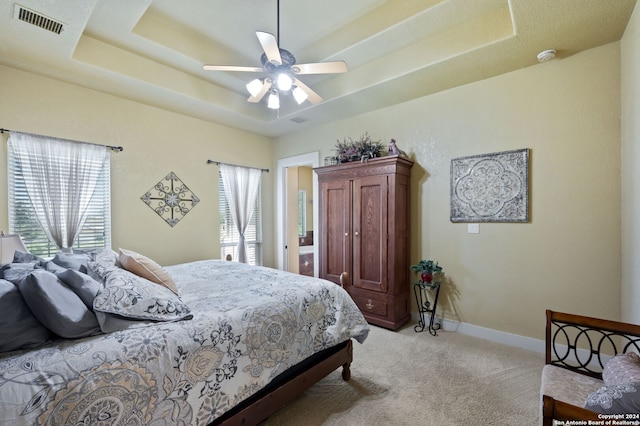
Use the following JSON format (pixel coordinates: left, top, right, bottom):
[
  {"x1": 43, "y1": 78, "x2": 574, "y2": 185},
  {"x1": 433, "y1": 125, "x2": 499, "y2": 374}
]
[{"x1": 263, "y1": 324, "x2": 543, "y2": 425}]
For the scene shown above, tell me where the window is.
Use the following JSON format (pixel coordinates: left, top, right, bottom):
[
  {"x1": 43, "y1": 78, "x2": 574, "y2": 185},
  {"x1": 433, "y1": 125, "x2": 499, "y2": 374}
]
[
  {"x1": 218, "y1": 172, "x2": 262, "y2": 265},
  {"x1": 298, "y1": 190, "x2": 307, "y2": 237},
  {"x1": 7, "y1": 137, "x2": 111, "y2": 257}
]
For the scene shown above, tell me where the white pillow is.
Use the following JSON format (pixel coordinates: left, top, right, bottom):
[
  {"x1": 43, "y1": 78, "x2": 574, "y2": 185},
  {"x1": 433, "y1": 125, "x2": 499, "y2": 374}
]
[{"x1": 118, "y1": 248, "x2": 178, "y2": 294}]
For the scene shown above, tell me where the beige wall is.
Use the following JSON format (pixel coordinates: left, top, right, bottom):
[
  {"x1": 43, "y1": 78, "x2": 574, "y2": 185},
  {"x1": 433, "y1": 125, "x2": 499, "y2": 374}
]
[
  {"x1": 0, "y1": 65, "x2": 274, "y2": 267},
  {"x1": 0, "y1": 31, "x2": 631, "y2": 341},
  {"x1": 273, "y1": 43, "x2": 622, "y2": 340},
  {"x1": 621, "y1": 2, "x2": 640, "y2": 324}
]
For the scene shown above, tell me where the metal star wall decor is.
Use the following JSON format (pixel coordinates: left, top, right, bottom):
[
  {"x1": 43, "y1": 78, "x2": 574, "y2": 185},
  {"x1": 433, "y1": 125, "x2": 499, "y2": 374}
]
[{"x1": 141, "y1": 172, "x2": 200, "y2": 227}]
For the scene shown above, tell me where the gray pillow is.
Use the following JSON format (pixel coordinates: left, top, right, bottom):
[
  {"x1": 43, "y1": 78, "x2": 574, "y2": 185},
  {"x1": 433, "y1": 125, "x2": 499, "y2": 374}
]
[
  {"x1": 0, "y1": 279, "x2": 51, "y2": 352},
  {"x1": 56, "y1": 269, "x2": 102, "y2": 310},
  {"x1": 51, "y1": 252, "x2": 91, "y2": 273},
  {"x1": 585, "y1": 382, "x2": 640, "y2": 414},
  {"x1": 43, "y1": 260, "x2": 67, "y2": 274},
  {"x1": 0, "y1": 262, "x2": 38, "y2": 283},
  {"x1": 17, "y1": 270, "x2": 101, "y2": 339},
  {"x1": 12, "y1": 251, "x2": 42, "y2": 263},
  {"x1": 93, "y1": 267, "x2": 192, "y2": 330}
]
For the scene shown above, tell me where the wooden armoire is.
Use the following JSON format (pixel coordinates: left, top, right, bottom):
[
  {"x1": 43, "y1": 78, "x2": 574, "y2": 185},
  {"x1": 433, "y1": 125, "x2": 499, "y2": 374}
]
[{"x1": 315, "y1": 156, "x2": 413, "y2": 330}]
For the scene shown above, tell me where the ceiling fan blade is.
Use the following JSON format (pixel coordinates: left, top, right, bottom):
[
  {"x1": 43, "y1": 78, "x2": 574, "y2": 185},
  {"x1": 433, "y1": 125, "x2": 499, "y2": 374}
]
[
  {"x1": 248, "y1": 80, "x2": 273, "y2": 103},
  {"x1": 256, "y1": 31, "x2": 282, "y2": 66},
  {"x1": 203, "y1": 65, "x2": 264, "y2": 72},
  {"x1": 293, "y1": 78, "x2": 323, "y2": 104},
  {"x1": 292, "y1": 61, "x2": 348, "y2": 75}
]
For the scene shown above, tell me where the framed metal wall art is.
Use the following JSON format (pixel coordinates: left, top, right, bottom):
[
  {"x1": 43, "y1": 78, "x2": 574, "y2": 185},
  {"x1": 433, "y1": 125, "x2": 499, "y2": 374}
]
[
  {"x1": 141, "y1": 172, "x2": 200, "y2": 227},
  {"x1": 450, "y1": 148, "x2": 529, "y2": 223}
]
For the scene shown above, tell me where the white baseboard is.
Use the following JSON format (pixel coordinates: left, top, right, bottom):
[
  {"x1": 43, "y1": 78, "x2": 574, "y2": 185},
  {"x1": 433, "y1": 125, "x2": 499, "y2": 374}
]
[
  {"x1": 424, "y1": 317, "x2": 608, "y2": 367},
  {"x1": 428, "y1": 316, "x2": 546, "y2": 354}
]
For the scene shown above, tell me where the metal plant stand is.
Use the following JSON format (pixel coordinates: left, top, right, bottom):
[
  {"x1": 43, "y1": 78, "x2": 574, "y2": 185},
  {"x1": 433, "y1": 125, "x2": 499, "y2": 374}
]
[{"x1": 413, "y1": 281, "x2": 441, "y2": 335}]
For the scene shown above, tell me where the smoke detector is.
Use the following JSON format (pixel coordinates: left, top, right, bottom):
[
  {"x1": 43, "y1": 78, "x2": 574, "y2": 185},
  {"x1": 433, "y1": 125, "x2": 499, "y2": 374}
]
[{"x1": 537, "y1": 49, "x2": 556, "y2": 63}]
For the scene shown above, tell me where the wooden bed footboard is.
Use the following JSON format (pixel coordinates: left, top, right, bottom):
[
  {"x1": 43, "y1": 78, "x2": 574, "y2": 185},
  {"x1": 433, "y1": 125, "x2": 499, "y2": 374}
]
[
  {"x1": 542, "y1": 395, "x2": 600, "y2": 426},
  {"x1": 212, "y1": 339, "x2": 353, "y2": 426},
  {"x1": 543, "y1": 310, "x2": 640, "y2": 426}
]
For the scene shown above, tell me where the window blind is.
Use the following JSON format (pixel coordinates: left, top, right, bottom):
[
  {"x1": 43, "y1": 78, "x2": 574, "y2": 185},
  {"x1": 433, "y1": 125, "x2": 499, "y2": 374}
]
[
  {"x1": 218, "y1": 172, "x2": 262, "y2": 265},
  {"x1": 7, "y1": 143, "x2": 111, "y2": 257}
]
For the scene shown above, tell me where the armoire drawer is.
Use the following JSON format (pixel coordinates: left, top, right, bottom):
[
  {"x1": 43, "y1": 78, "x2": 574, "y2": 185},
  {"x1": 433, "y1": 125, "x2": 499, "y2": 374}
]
[{"x1": 351, "y1": 294, "x2": 388, "y2": 317}]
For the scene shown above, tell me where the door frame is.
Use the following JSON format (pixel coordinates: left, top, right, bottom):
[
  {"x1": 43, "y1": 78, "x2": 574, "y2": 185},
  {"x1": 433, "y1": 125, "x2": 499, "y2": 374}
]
[{"x1": 276, "y1": 152, "x2": 320, "y2": 274}]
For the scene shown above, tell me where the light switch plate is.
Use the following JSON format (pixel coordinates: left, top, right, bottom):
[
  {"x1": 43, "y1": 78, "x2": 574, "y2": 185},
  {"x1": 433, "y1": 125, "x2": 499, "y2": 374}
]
[{"x1": 468, "y1": 223, "x2": 480, "y2": 234}]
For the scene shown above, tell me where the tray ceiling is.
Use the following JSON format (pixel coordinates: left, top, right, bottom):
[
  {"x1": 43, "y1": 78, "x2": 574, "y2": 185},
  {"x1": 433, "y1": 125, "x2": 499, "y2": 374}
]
[{"x1": 0, "y1": 0, "x2": 636, "y2": 137}]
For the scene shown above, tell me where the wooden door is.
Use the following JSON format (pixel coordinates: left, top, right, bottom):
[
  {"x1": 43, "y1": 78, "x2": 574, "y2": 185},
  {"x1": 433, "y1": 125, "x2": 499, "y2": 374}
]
[
  {"x1": 352, "y1": 174, "x2": 388, "y2": 293},
  {"x1": 319, "y1": 179, "x2": 352, "y2": 285}
]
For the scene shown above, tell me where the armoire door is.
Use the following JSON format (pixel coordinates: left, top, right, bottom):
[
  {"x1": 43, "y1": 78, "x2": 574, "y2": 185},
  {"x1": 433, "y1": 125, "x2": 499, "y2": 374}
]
[
  {"x1": 352, "y1": 174, "x2": 388, "y2": 293},
  {"x1": 319, "y1": 179, "x2": 352, "y2": 286}
]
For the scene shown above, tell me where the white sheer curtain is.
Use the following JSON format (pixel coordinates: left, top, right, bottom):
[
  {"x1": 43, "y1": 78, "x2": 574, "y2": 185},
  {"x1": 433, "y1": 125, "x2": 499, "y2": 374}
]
[
  {"x1": 219, "y1": 164, "x2": 262, "y2": 263},
  {"x1": 8, "y1": 132, "x2": 108, "y2": 251}
]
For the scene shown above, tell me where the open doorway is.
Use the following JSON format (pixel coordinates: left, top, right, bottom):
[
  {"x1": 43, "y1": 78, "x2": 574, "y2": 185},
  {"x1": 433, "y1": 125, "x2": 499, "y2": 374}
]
[{"x1": 276, "y1": 152, "x2": 320, "y2": 276}]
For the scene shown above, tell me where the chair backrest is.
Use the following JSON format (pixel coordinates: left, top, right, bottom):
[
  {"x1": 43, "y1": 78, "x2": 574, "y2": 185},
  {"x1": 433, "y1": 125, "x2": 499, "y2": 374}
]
[{"x1": 545, "y1": 309, "x2": 640, "y2": 379}]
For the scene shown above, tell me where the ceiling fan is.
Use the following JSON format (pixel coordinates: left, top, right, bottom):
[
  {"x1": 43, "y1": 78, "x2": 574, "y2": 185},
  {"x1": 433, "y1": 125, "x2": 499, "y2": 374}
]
[{"x1": 203, "y1": 0, "x2": 347, "y2": 109}]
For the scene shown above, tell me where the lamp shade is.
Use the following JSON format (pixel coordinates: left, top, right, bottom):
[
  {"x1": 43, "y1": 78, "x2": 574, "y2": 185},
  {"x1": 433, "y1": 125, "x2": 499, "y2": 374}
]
[
  {"x1": 0, "y1": 233, "x2": 28, "y2": 265},
  {"x1": 292, "y1": 86, "x2": 308, "y2": 104},
  {"x1": 267, "y1": 90, "x2": 280, "y2": 109}
]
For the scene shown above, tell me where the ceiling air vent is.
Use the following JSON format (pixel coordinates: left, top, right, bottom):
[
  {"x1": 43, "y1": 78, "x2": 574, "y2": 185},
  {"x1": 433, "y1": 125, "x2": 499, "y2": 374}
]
[{"x1": 14, "y1": 4, "x2": 64, "y2": 34}]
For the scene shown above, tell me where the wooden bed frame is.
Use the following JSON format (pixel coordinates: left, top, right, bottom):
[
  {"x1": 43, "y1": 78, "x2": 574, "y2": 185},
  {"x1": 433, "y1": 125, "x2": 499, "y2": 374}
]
[
  {"x1": 542, "y1": 310, "x2": 640, "y2": 426},
  {"x1": 212, "y1": 339, "x2": 353, "y2": 425}
]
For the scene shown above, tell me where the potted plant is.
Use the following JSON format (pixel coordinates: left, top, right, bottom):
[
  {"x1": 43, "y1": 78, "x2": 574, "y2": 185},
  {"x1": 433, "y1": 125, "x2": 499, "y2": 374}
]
[
  {"x1": 410, "y1": 260, "x2": 444, "y2": 284},
  {"x1": 334, "y1": 132, "x2": 384, "y2": 163}
]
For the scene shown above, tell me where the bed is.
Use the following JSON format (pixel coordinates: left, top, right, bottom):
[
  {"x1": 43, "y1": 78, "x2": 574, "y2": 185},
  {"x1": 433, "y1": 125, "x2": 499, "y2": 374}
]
[{"x1": 0, "y1": 249, "x2": 370, "y2": 425}]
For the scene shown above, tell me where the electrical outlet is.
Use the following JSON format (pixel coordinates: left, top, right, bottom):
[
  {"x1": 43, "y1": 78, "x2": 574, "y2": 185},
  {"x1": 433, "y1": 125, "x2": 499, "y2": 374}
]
[{"x1": 468, "y1": 223, "x2": 480, "y2": 234}]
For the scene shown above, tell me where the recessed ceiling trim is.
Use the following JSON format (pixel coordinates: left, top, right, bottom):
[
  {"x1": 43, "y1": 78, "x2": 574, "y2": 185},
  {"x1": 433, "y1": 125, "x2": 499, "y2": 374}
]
[{"x1": 14, "y1": 4, "x2": 64, "y2": 35}]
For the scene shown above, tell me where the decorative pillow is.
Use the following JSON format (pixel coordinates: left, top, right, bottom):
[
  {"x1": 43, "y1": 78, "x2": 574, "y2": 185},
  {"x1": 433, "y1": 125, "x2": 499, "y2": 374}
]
[
  {"x1": 93, "y1": 267, "x2": 191, "y2": 329},
  {"x1": 87, "y1": 248, "x2": 120, "y2": 281},
  {"x1": 118, "y1": 248, "x2": 178, "y2": 294},
  {"x1": 16, "y1": 270, "x2": 101, "y2": 339},
  {"x1": 603, "y1": 352, "x2": 640, "y2": 386},
  {"x1": 0, "y1": 279, "x2": 51, "y2": 352},
  {"x1": 51, "y1": 252, "x2": 91, "y2": 273},
  {"x1": 585, "y1": 382, "x2": 640, "y2": 414},
  {"x1": 56, "y1": 269, "x2": 102, "y2": 310}
]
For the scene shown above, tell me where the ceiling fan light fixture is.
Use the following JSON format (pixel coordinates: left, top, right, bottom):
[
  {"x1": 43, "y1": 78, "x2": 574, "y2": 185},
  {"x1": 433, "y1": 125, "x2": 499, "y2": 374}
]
[
  {"x1": 203, "y1": 0, "x2": 347, "y2": 111},
  {"x1": 246, "y1": 78, "x2": 263, "y2": 97},
  {"x1": 277, "y1": 73, "x2": 293, "y2": 91},
  {"x1": 268, "y1": 90, "x2": 280, "y2": 109},
  {"x1": 292, "y1": 86, "x2": 308, "y2": 104}
]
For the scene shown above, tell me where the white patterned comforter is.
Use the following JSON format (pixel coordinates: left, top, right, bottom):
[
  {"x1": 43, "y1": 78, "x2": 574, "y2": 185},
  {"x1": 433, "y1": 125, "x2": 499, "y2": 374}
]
[{"x1": 0, "y1": 260, "x2": 369, "y2": 425}]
